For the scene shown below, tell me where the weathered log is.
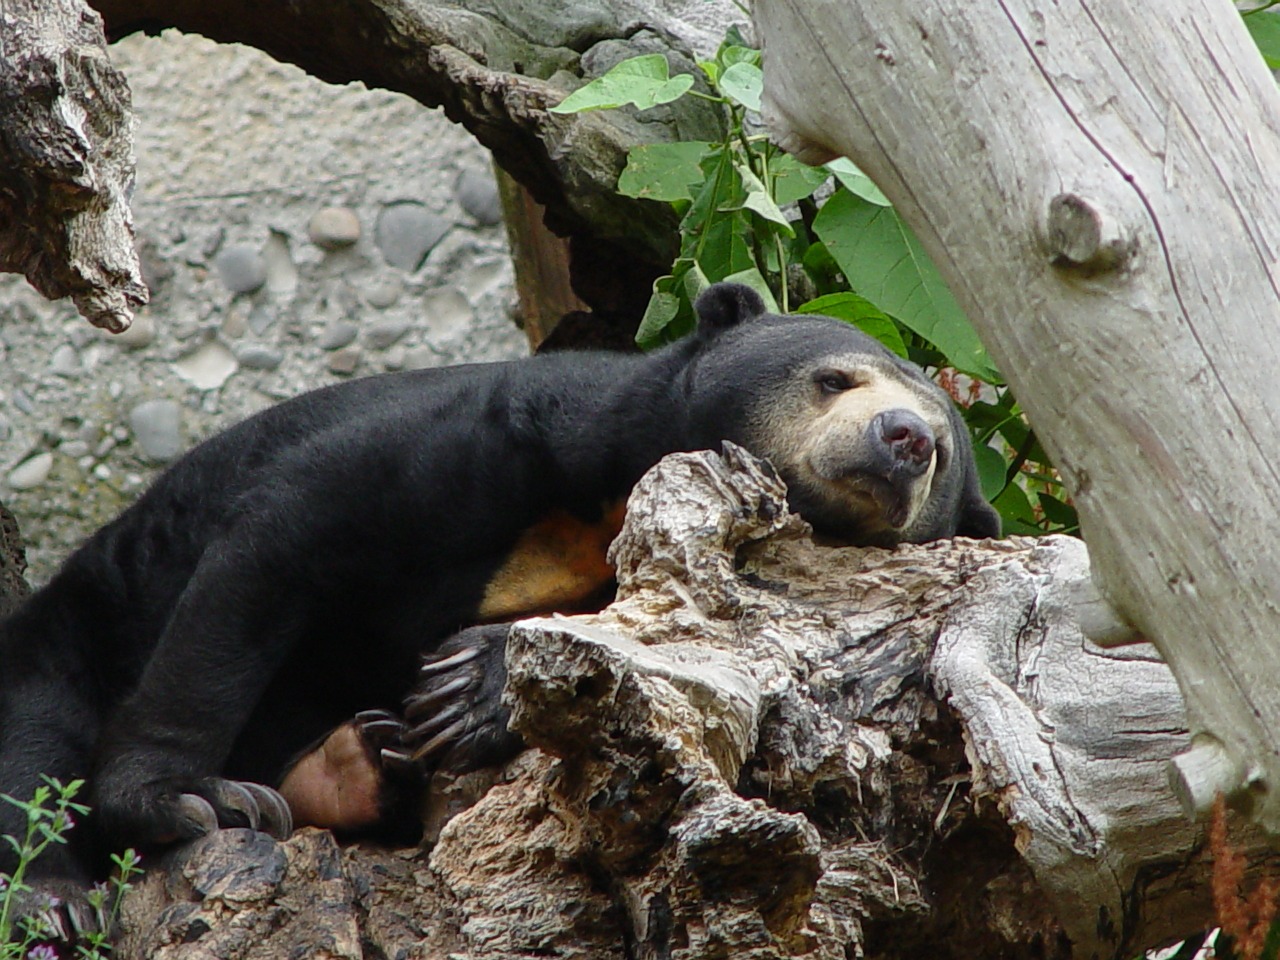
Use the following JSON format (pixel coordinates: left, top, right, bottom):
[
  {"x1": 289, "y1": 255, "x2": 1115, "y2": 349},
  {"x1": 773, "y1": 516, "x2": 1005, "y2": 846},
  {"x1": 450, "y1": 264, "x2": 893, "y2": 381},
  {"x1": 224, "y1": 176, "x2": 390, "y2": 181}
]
[
  {"x1": 753, "y1": 1, "x2": 1280, "y2": 832},
  {"x1": 0, "y1": 0, "x2": 146, "y2": 330},
  {"x1": 117, "y1": 448, "x2": 1266, "y2": 960},
  {"x1": 0, "y1": 504, "x2": 30, "y2": 620}
]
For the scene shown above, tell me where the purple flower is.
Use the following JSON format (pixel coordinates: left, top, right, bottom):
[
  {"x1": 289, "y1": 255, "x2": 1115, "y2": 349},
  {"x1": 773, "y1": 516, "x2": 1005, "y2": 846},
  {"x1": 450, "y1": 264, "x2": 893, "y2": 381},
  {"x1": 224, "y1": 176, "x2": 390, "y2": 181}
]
[
  {"x1": 27, "y1": 945, "x2": 58, "y2": 960},
  {"x1": 0, "y1": 873, "x2": 8, "y2": 893}
]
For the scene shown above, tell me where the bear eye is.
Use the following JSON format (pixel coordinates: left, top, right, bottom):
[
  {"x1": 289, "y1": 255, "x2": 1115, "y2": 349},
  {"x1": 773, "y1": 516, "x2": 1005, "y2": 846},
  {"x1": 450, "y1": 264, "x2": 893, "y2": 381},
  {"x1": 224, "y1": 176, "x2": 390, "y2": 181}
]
[{"x1": 816, "y1": 371, "x2": 855, "y2": 394}]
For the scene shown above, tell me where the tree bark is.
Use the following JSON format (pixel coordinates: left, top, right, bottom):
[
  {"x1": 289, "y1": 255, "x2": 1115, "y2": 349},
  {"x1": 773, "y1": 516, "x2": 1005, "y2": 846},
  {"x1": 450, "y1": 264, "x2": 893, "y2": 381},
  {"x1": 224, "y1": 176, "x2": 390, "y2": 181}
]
[
  {"x1": 118, "y1": 448, "x2": 1265, "y2": 960},
  {"x1": 0, "y1": 504, "x2": 30, "y2": 620},
  {"x1": 754, "y1": 1, "x2": 1280, "y2": 832},
  {"x1": 0, "y1": 0, "x2": 147, "y2": 330}
]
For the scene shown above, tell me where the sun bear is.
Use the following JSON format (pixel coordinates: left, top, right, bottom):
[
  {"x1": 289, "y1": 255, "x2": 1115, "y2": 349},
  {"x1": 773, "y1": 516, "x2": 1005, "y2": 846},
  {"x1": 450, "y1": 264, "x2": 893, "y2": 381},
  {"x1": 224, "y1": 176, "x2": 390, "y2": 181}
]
[{"x1": 0, "y1": 282, "x2": 997, "y2": 932}]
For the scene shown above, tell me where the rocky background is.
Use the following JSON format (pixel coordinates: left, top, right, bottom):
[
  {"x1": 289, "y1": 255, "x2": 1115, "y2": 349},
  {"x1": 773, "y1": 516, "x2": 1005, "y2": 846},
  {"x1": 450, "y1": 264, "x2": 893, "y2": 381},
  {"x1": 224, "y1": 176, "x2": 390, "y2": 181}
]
[{"x1": 0, "y1": 30, "x2": 527, "y2": 584}]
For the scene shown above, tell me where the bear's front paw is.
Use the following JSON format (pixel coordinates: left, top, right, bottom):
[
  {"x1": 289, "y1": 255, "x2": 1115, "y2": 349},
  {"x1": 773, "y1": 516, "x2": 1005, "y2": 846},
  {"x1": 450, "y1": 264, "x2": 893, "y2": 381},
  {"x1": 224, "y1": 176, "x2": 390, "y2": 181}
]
[
  {"x1": 94, "y1": 774, "x2": 292, "y2": 849},
  {"x1": 403, "y1": 623, "x2": 523, "y2": 773}
]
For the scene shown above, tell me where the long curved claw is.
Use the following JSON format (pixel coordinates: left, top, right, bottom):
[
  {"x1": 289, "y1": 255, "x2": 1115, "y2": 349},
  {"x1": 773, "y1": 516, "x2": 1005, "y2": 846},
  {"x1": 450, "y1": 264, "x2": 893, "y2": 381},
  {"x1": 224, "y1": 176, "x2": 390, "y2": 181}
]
[
  {"x1": 411, "y1": 717, "x2": 470, "y2": 762},
  {"x1": 419, "y1": 645, "x2": 482, "y2": 677},
  {"x1": 404, "y1": 673, "x2": 472, "y2": 719},
  {"x1": 176, "y1": 792, "x2": 219, "y2": 837},
  {"x1": 207, "y1": 778, "x2": 261, "y2": 831},
  {"x1": 239, "y1": 781, "x2": 293, "y2": 839}
]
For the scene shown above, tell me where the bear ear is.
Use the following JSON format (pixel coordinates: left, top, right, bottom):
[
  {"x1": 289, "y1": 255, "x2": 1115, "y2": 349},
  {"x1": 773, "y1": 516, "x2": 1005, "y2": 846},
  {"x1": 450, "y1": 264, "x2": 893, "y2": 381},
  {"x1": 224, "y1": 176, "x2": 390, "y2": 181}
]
[{"x1": 694, "y1": 283, "x2": 768, "y2": 336}]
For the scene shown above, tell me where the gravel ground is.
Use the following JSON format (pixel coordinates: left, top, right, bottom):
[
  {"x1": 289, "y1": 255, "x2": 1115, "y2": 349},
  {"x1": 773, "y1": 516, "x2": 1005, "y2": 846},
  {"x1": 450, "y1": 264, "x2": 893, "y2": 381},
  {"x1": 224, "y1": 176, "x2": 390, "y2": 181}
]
[{"x1": 0, "y1": 31, "x2": 528, "y2": 584}]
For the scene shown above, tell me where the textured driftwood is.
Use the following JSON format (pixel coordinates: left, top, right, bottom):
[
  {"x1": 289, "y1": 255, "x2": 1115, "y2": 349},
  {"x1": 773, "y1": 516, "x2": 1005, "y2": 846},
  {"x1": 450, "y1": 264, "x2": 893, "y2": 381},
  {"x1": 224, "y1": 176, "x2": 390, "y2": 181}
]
[
  {"x1": 753, "y1": 1, "x2": 1280, "y2": 832},
  {"x1": 0, "y1": 0, "x2": 147, "y2": 330},
  {"x1": 87, "y1": 0, "x2": 736, "y2": 320},
  {"x1": 115, "y1": 448, "x2": 1269, "y2": 960},
  {"x1": 0, "y1": 504, "x2": 30, "y2": 620}
]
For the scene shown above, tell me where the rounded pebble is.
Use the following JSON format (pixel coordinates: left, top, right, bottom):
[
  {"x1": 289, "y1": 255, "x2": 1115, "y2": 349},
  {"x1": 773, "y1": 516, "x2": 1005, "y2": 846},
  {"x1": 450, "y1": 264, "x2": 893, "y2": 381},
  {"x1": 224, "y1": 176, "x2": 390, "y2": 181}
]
[
  {"x1": 308, "y1": 207, "x2": 361, "y2": 250},
  {"x1": 364, "y1": 277, "x2": 403, "y2": 309},
  {"x1": 129, "y1": 400, "x2": 185, "y2": 463},
  {"x1": 365, "y1": 319, "x2": 410, "y2": 351},
  {"x1": 235, "y1": 345, "x2": 285, "y2": 371},
  {"x1": 454, "y1": 168, "x2": 503, "y2": 226},
  {"x1": 318, "y1": 320, "x2": 359, "y2": 351},
  {"x1": 59, "y1": 440, "x2": 91, "y2": 459},
  {"x1": 374, "y1": 202, "x2": 449, "y2": 271},
  {"x1": 214, "y1": 243, "x2": 268, "y2": 294},
  {"x1": 50, "y1": 344, "x2": 81, "y2": 378},
  {"x1": 7, "y1": 452, "x2": 53, "y2": 490},
  {"x1": 174, "y1": 341, "x2": 239, "y2": 391},
  {"x1": 106, "y1": 311, "x2": 157, "y2": 349},
  {"x1": 263, "y1": 231, "x2": 298, "y2": 295},
  {"x1": 327, "y1": 346, "x2": 361, "y2": 376}
]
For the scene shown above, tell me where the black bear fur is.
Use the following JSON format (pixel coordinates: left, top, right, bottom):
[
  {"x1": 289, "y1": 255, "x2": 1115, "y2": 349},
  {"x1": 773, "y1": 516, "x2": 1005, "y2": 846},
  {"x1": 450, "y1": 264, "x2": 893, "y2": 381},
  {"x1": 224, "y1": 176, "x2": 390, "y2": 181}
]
[{"x1": 0, "y1": 283, "x2": 998, "y2": 904}]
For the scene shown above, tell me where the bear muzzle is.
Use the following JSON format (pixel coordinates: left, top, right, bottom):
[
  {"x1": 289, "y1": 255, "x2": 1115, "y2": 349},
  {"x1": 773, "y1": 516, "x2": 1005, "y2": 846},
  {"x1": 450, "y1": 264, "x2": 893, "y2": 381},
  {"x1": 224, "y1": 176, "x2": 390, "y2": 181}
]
[{"x1": 806, "y1": 408, "x2": 939, "y2": 530}]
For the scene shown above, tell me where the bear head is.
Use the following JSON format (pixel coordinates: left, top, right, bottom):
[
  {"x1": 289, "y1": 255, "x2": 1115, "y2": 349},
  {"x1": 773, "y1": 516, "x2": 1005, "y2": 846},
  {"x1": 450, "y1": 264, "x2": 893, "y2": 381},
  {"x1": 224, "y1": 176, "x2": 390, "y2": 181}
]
[{"x1": 684, "y1": 283, "x2": 1000, "y2": 546}]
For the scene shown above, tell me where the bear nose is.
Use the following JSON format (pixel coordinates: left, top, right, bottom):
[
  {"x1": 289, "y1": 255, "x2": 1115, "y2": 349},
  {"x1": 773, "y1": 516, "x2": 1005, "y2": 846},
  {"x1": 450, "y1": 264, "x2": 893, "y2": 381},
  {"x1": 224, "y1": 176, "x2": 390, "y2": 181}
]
[{"x1": 873, "y1": 409, "x2": 935, "y2": 475}]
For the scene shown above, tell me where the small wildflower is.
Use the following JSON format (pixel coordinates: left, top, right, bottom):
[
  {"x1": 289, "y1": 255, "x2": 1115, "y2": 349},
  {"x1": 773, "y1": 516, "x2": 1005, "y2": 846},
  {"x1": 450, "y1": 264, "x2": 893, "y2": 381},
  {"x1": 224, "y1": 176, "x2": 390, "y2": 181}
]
[
  {"x1": 0, "y1": 873, "x2": 8, "y2": 893},
  {"x1": 26, "y1": 945, "x2": 58, "y2": 960}
]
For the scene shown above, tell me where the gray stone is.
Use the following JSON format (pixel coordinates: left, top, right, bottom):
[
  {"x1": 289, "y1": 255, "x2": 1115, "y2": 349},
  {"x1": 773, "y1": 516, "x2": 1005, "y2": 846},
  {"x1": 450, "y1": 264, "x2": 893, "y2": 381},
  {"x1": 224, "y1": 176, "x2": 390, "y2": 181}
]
[
  {"x1": 221, "y1": 307, "x2": 249, "y2": 340},
  {"x1": 263, "y1": 230, "x2": 298, "y2": 295},
  {"x1": 50, "y1": 344, "x2": 82, "y2": 378},
  {"x1": 214, "y1": 243, "x2": 268, "y2": 294},
  {"x1": 327, "y1": 346, "x2": 361, "y2": 376},
  {"x1": 174, "y1": 341, "x2": 238, "y2": 391},
  {"x1": 10, "y1": 390, "x2": 33, "y2": 415},
  {"x1": 402, "y1": 345, "x2": 443, "y2": 370},
  {"x1": 106, "y1": 310, "x2": 157, "y2": 349},
  {"x1": 318, "y1": 320, "x2": 359, "y2": 351},
  {"x1": 374, "y1": 202, "x2": 449, "y2": 271},
  {"x1": 454, "y1": 168, "x2": 503, "y2": 226},
  {"x1": 59, "y1": 440, "x2": 91, "y2": 459},
  {"x1": 364, "y1": 277, "x2": 403, "y2": 309},
  {"x1": 130, "y1": 399, "x2": 184, "y2": 463},
  {"x1": 383, "y1": 345, "x2": 406, "y2": 370},
  {"x1": 365, "y1": 319, "x2": 411, "y2": 351},
  {"x1": 308, "y1": 207, "x2": 361, "y2": 250},
  {"x1": 0, "y1": 415, "x2": 10, "y2": 442},
  {"x1": 7, "y1": 452, "x2": 53, "y2": 490},
  {"x1": 248, "y1": 303, "x2": 275, "y2": 336},
  {"x1": 235, "y1": 344, "x2": 285, "y2": 371}
]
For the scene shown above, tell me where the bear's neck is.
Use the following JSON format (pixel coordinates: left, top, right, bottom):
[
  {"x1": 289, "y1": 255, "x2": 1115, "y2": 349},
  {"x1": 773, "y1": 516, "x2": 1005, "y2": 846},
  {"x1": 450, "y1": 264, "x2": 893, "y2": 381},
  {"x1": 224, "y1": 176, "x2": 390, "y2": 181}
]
[{"x1": 534, "y1": 341, "x2": 700, "y2": 504}]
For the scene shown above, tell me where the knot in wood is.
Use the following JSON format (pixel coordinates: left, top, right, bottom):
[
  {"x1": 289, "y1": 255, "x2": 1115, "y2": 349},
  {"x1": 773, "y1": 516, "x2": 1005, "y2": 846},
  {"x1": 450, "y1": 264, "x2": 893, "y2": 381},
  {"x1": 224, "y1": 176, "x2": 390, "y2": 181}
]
[{"x1": 1046, "y1": 193, "x2": 1131, "y2": 275}]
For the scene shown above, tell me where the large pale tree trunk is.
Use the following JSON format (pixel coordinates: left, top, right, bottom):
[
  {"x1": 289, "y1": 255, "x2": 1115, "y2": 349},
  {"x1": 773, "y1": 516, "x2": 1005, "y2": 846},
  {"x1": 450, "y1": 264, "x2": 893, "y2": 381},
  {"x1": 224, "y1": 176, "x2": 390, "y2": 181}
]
[{"x1": 756, "y1": 0, "x2": 1280, "y2": 832}]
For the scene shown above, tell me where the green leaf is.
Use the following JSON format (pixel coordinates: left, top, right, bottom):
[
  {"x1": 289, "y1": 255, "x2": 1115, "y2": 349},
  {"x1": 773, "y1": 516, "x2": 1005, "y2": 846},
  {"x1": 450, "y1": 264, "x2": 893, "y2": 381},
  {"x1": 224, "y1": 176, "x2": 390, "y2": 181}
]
[
  {"x1": 550, "y1": 55, "x2": 695, "y2": 114},
  {"x1": 813, "y1": 188, "x2": 1000, "y2": 382},
  {"x1": 719, "y1": 44, "x2": 762, "y2": 69},
  {"x1": 635, "y1": 278, "x2": 682, "y2": 346},
  {"x1": 825, "y1": 158, "x2": 890, "y2": 206},
  {"x1": 770, "y1": 154, "x2": 830, "y2": 205},
  {"x1": 719, "y1": 62, "x2": 763, "y2": 111},
  {"x1": 1037, "y1": 492, "x2": 1078, "y2": 528},
  {"x1": 994, "y1": 483, "x2": 1041, "y2": 535},
  {"x1": 618, "y1": 142, "x2": 714, "y2": 201},
  {"x1": 1245, "y1": 11, "x2": 1280, "y2": 68},
  {"x1": 795, "y1": 292, "x2": 908, "y2": 357},
  {"x1": 972, "y1": 442, "x2": 1008, "y2": 503},
  {"x1": 736, "y1": 162, "x2": 794, "y2": 233}
]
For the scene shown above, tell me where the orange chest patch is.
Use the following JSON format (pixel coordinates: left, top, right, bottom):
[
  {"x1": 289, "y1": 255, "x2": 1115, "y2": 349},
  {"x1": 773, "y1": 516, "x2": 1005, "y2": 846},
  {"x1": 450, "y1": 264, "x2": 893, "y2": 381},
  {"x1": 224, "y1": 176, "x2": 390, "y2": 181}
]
[{"x1": 478, "y1": 501, "x2": 627, "y2": 622}]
